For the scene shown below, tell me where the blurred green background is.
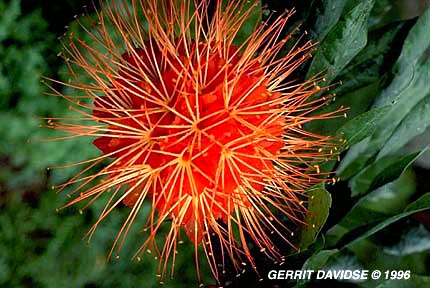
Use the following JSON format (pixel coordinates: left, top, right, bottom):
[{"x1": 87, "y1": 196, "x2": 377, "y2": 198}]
[
  {"x1": 0, "y1": 0, "x2": 429, "y2": 287},
  {"x1": 0, "y1": 0, "x2": 212, "y2": 287}
]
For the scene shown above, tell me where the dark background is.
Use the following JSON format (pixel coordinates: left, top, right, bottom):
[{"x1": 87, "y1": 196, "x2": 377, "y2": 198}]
[{"x1": 1, "y1": 0, "x2": 429, "y2": 287}]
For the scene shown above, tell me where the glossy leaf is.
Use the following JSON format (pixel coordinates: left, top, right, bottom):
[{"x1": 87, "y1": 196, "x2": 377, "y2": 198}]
[
  {"x1": 345, "y1": 193, "x2": 430, "y2": 247},
  {"x1": 348, "y1": 150, "x2": 422, "y2": 196},
  {"x1": 337, "y1": 105, "x2": 391, "y2": 149},
  {"x1": 338, "y1": 9, "x2": 430, "y2": 179},
  {"x1": 306, "y1": 0, "x2": 375, "y2": 85},
  {"x1": 326, "y1": 168, "x2": 416, "y2": 247},
  {"x1": 299, "y1": 186, "x2": 332, "y2": 250},
  {"x1": 296, "y1": 249, "x2": 338, "y2": 287}
]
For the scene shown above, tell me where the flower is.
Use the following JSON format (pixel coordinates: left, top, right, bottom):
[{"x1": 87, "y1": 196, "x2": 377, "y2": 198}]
[{"x1": 45, "y1": 0, "x2": 341, "y2": 283}]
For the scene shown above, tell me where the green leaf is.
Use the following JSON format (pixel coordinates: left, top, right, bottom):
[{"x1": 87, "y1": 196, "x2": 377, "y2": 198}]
[
  {"x1": 319, "y1": 195, "x2": 430, "y2": 273},
  {"x1": 306, "y1": 0, "x2": 375, "y2": 85},
  {"x1": 383, "y1": 225, "x2": 430, "y2": 256},
  {"x1": 368, "y1": 0, "x2": 427, "y2": 31},
  {"x1": 345, "y1": 193, "x2": 430, "y2": 247},
  {"x1": 405, "y1": 193, "x2": 430, "y2": 212},
  {"x1": 309, "y1": 0, "x2": 346, "y2": 41},
  {"x1": 333, "y1": 23, "x2": 403, "y2": 96},
  {"x1": 338, "y1": 9, "x2": 430, "y2": 179},
  {"x1": 348, "y1": 150, "x2": 422, "y2": 197},
  {"x1": 306, "y1": 82, "x2": 381, "y2": 136},
  {"x1": 377, "y1": 94, "x2": 430, "y2": 159},
  {"x1": 298, "y1": 186, "x2": 332, "y2": 250},
  {"x1": 296, "y1": 249, "x2": 338, "y2": 288},
  {"x1": 346, "y1": 227, "x2": 430, "y2": 282},
  {"x1": 326, "y1": 168, "x2": 416, "y2": 247},
  {"x1": 337, "y1": 105, "x2": 391, "y2": 148},
  {"x1": 305, "y1": 23, "x2": 403, "y2": 136},
  {"x1": 231, "y1": 0, "x2": 261, "y2": 45}
]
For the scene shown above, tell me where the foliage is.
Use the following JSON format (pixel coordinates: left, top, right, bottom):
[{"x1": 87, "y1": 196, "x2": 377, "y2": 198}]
[{"x1": 0, "y1": 0, "x2": 429, "y2": 287}]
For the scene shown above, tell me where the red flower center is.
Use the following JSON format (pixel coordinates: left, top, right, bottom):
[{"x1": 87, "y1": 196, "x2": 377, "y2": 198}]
[{"x1": 93, "y1": 42, "x2": 285, "y2": 242}]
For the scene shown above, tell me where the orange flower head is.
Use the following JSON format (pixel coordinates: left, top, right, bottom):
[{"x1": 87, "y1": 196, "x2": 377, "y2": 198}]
[{"x1": 44, "y1": 0, "x2": 341, "y2": 283}]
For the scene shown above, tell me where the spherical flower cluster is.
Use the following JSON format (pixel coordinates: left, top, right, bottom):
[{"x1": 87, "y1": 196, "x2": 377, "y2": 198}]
[{"x1": 45, "y1": 0, "x2": 341, "y2": 283}]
